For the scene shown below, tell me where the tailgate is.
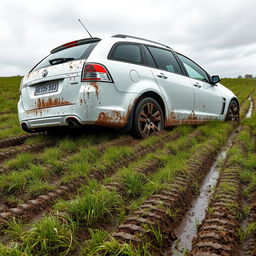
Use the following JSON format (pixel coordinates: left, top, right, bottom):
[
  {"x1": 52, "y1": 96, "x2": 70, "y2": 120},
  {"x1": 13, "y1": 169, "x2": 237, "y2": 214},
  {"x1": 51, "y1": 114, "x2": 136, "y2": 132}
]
[{"x1": 21, "y1": 60, "x2": 85, "y2": 111}]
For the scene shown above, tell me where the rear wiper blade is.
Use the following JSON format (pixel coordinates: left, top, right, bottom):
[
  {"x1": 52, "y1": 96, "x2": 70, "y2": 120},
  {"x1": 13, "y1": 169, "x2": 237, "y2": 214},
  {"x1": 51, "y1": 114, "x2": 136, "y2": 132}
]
[{"x1": 49, "y1": 58, "x2": 74, "y2": 65}]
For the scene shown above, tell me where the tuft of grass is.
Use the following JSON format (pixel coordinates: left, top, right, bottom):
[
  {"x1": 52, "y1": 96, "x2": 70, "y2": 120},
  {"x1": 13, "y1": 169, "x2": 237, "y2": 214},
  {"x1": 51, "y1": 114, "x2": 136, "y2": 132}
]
[
  {"x1": 239, "y1": 222, "x2": 256, "y2": 241},
  {"x1": 21, "y1": 215, "x2": 76, "y2": 256},
  {"x1": 95, "y1": 235, "x2": 151, "y2": 256},
  {"x1": 244, "y1": 153, "x2": 256, "y2": 170},
  {"x1": 5, "y1": 153, "x2": 34, "y2": 170},
  {"x1": 0, "y1": 243, "x2": 28, "y2": 256},
  {"x1": 0, "y1": 165, "x2": 48, "y2": 196},
  {"x1": 41, "y1": 147, "x2": 62, "y2": 164},
  {"x1": 218, "y1": 182, "x2": 237, "y2": 193},
  {"x1": 27, "y1": 179, "x2": 55, "y2": 197},
  {"x1": 100, "y1": 146, "x2": 133, "y2": 167},
  {"x1": 119, "y1": 168, "x2": 146, "y2": 198},
  {"x1": 240, "y1": 169, "x2": 254, "y2": 184},
  {"x1": 48, "y1": 161, "x2": 67, "y2": 175},
  {"x1": 81, "y1": 229, "x2": 109, "y2": 256},
  {"x1": 144, "y1": 224, "x2": 163, "y2": 247},
  {"x1": 58, "y1": 138, "x2": 78, "y2": 154},
  {"x1": 4, "y1": 218, "x2": 24, "y2": 240},
  {"x1": 78, "y1": 147, "x2": 101, "y2": 164},
  {"x1": 54, "y1": 183, "x2": 122, "y2": 226},
  {"x1": 2, "y1": 171, "x2": 28, "y2": 195}
]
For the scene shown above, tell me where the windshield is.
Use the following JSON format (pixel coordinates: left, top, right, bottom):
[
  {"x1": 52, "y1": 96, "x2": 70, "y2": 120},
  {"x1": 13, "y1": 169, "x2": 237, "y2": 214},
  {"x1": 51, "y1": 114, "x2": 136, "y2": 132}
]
[{"x1": 32, "y1": 42, "x2": 98, "y2": 71}]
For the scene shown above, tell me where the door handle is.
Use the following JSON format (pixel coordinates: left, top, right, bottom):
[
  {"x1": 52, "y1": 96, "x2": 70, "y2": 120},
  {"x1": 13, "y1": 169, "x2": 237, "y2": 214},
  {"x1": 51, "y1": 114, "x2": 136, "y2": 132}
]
[
  {"x1": 193, "y1": 83, "x2": 201, "y2": 88},
  {"x1": 157, "y1": 73, "x2": 168, "y2": 79}
]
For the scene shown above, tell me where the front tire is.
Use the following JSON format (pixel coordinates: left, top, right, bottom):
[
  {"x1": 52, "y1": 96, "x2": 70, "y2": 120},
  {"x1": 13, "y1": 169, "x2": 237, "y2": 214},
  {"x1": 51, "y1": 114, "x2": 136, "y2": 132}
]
[
  {"x1": 132, "y1": 97, "x2": 164, "y2": 139},
  {"x1": 225, "y1": 100, "x2": 240, "y2": 124}
]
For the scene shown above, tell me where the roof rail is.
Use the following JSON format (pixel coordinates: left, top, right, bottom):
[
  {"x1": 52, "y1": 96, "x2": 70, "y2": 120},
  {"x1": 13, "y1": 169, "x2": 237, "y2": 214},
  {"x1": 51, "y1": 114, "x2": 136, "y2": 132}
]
[{"x1": 112, "y1": 34, "x2": 172, "y2": 49}]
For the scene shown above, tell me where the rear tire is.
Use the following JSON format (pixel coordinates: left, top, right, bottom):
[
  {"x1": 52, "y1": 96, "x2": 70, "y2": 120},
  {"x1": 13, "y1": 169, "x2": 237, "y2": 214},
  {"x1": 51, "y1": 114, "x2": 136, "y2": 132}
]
[
  {"x1": 131, "y1": 97, "x2": 164, "y2": 139},
  {"x1": 225, "y1": 100, "x2": 240, "y2": 124}
]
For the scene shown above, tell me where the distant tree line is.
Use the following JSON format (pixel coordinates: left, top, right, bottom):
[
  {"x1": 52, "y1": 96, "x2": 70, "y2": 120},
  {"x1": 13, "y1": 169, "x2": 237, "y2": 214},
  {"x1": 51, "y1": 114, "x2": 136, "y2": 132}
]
[{"x1": 237, "y1": 74, "x2": 256, "y2": 79}]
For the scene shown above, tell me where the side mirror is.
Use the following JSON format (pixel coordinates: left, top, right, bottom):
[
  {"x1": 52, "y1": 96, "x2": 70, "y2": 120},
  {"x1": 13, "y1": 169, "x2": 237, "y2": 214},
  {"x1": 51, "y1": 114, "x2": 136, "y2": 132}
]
[{"x1": 211, "y1": 75, "x2": 221, "y2": 85}]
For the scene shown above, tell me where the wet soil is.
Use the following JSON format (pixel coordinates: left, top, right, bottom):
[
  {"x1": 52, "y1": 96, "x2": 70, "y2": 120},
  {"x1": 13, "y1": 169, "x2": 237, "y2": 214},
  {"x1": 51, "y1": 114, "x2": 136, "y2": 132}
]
[{"x1": 170, "y1": 128, "x2": 240, "y2": 255}]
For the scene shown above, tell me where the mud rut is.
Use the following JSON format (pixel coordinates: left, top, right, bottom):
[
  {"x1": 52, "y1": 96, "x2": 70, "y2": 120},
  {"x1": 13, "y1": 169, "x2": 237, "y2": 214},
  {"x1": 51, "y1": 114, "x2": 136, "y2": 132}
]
[
  {"x1": 0, "y1": 96, "x2": 254, "y2": 255},
  {"x1": 0, "y1": 131, "x2": 182, "y2": 227}
]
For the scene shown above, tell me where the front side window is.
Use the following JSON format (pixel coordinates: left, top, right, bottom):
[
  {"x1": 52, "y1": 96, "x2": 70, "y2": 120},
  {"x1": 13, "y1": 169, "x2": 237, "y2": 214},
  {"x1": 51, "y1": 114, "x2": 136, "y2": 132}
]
[
  {"x1": 177, "y1": 53, "x2": 210, "y2": 83},
  {"x1": 110, "y1": 43, "x2": 142, "y2": 64},
  {"x1": 147, "y1": 46, "x2": 182, "y2": 75}
]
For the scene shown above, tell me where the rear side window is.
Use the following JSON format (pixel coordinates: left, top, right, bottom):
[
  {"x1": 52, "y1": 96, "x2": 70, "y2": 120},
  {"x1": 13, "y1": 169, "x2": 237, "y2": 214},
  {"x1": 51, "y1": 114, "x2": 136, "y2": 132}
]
[
  {"x1": 144, "y1": 46, "x2": 157, "y2": 68},
  {"x1": 147, "y1": 46, "x2": 182, "y2": 75},
  {"x1": 33, "y1": 42, "x2": 98, "y2": 71},
  {"x1": 109, "y1": 43, "x2": 142, "y2": 64}
]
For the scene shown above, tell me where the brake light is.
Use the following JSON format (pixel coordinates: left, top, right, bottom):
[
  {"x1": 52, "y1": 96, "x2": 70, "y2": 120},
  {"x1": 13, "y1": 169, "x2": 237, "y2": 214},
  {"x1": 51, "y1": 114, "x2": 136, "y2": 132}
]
[
  {"x1": 81, "y1": 63, "x2": 112, "y2": 82},
  {"x1": 63, "y1": 40, "x2": 78, "y2": 48}
]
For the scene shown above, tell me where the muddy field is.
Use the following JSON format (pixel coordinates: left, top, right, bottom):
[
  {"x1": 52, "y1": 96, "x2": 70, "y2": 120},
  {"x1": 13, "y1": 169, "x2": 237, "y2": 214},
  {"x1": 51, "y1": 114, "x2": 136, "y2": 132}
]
[{"x1": 0, "y1": 77, "x2": 256, "y2": 255}]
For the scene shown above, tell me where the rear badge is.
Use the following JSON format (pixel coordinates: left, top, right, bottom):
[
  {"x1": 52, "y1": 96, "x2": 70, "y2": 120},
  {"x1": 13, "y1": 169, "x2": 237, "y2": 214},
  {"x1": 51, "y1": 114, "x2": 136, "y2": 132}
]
[{"x1": 42, "y1": 69, "x2": 48, "y2": 77}]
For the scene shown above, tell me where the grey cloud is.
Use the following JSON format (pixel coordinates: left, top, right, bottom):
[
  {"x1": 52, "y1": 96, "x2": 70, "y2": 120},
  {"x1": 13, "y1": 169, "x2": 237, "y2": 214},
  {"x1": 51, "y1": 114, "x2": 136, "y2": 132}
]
[{"x1": 0, "y1": 0, "x2": 256, "y2": 77}]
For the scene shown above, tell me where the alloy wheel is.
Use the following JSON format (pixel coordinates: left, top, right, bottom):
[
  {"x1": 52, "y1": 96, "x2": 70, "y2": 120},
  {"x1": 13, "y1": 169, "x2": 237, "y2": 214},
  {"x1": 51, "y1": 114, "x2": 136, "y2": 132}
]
[{"x1": 138, "y1": 102, "x2": 162, "y2": 137}]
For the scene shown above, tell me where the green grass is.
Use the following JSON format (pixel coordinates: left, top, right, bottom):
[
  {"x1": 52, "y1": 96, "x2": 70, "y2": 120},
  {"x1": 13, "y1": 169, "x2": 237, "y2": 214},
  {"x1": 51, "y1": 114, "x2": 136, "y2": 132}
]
[
  {"x1": 4, "y1": 153, "x2": 35, "y2": 170},
  {"x1": 54, "y1": 182, "x2": 122, "y2": 226},
  {"x1": 21, "y1": 215, "x2": 76, "y2": 256},
  {"x1": 118, "y1": 168, "x2": 147, "y2": 198},
  {"x1": 4, "y1": 218, "x2": 24, "y2": 240},
  {"x1": 0, "y1": 76, "x2": 21, "y2": 112},
  {"x1": 0, "y1": 78, "x2": 255, "y2": 254},
  {"x1": 0, "y1": 244, "x2": 28, "y2": 256},
  {"x1": 93, "y1": 236, "x2": 151, "y2": 256},
  {"x1": 239, "y1": 222, "x2": 256, "y2": 241},
  {"x1": 0, "y1": 164, "x2": 48, "y2": 196},
  {"x1": 81, "y1": 229, "x2": 109, "y2": 256}
]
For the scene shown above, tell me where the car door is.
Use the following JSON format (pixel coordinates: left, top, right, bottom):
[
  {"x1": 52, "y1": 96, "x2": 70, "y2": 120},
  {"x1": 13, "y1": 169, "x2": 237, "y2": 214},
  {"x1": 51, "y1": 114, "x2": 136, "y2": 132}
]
[
  {"x1": 176, "y1": 53, "x2": 222, "y2": 120},
  {"x1": 145, "y1": 45, "x2": 194, "y2": 123}
]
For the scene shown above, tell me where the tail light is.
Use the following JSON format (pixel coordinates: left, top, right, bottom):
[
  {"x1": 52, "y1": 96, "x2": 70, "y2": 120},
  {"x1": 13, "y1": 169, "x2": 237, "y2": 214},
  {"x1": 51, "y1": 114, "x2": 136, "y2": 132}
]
[{"x1": 81, "y1": 63, "x2": 112, "y2": 82}]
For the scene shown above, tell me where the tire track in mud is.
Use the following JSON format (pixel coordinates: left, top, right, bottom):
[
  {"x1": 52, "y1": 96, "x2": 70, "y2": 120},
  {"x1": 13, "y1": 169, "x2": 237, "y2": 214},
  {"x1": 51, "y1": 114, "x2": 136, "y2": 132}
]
[
  {"x1": 111, "y1": 138, "x2": 221, "y2": 252},
  {"x1": 0, "y1": 133, "x2": 43, "y2": 149},
  {"x1": 0, "y1": 135, "x2": 137, "y2": 210},
  {"x1": 245, "y1": 204, "x2": 256, "y2": 255},
  {"x1": 0, "y1": 110, "x2": 16, "y2": 115},
  {"x1": 0, "y1": 132, "x2": 180, "y2": 226},
  {"x1": 189, "y1": 149, "x2": 246, "y2": 255},
  {"x1": 0, "y1": 135, "x2": 135, "y2": 176},
  {"x1": 105, "y1": 130, "x2": 203, "y2": 194},
  {"x1": 67, "y1": 130, "x2": 204, "y2": 254},
  {"x1": 170, "y1": 127, "x2": 240, "y2": 255},
  {"x1": 0, "y1": 140, "x2": 55, "y2": 162},
  {"x1": 187, "y1": 99, "x2": 254, "y2": 256}
]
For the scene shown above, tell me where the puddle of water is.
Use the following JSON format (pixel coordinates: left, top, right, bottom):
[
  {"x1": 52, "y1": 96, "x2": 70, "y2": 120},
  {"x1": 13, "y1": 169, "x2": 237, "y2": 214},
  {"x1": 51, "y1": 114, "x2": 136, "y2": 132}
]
[
  {"x1": 245, "y1": 97, "x2": 253, "y2": 118},
  {"x1": 169, "y1": 129, "x2": 239, "y2": 256}
]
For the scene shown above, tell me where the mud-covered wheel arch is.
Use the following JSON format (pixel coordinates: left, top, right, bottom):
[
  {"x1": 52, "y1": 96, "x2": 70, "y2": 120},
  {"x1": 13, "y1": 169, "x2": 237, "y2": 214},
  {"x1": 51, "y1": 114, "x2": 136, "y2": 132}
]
[
  {"x1": 121, "y1": 92, "x2": 166, "y2": 135},
  {"x1": 131, "y1": 96, "x2": 164, "y2": 139}
]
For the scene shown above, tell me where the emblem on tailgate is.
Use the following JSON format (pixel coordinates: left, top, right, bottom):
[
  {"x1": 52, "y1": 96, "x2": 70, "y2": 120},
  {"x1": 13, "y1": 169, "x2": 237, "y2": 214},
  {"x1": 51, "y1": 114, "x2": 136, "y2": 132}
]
[{"x1": 42, "y1": 69, "x2": 48, "y2": 77}]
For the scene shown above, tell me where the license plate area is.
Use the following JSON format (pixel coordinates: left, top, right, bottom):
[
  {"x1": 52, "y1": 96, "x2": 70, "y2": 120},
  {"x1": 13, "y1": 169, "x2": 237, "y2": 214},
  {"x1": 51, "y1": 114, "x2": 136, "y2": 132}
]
[{"x1": 34, "y1": 82, "x2": 59, "y2": 96}]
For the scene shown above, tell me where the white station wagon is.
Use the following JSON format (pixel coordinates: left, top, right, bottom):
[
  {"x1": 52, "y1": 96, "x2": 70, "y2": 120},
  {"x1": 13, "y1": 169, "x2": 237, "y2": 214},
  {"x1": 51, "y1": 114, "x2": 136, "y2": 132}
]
[{"x1": 18, "y1": 34, "x2": 239, "y2": 138}]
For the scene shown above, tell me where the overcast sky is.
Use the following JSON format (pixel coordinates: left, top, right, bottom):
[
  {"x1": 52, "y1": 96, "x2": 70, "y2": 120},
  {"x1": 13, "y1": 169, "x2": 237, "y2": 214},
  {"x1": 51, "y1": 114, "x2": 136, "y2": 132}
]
[{"x1": 1, "y1": 0, "x2": 256, "y2": 78}]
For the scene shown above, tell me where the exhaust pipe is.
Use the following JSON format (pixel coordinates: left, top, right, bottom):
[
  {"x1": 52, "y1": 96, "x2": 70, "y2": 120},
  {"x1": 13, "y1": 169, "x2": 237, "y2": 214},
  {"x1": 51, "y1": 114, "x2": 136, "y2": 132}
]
[
  {"x1": 66, "y1": 118, "x2": 81, "y2": 128},
  {"x1": 21, "y1": 122, "x2": 31, "y2": 132}
]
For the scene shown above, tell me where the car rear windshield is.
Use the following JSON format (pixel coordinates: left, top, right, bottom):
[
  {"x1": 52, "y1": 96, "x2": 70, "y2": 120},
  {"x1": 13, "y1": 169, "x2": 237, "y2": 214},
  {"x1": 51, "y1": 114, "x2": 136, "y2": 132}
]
[{"x1": 32, "y1": 42, "x2": 98, "y2": 71}]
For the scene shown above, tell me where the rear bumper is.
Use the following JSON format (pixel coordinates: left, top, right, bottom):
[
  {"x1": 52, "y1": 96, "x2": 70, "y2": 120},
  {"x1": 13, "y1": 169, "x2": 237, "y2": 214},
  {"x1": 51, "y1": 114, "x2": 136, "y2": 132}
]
[{"x1": 18, "y1": 82, "x2": 137, "y2": 129}]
